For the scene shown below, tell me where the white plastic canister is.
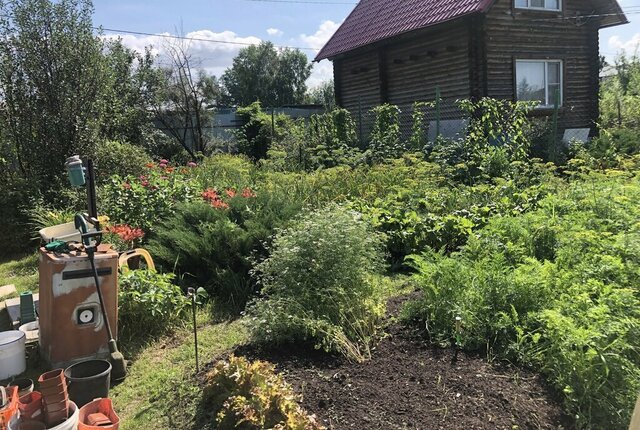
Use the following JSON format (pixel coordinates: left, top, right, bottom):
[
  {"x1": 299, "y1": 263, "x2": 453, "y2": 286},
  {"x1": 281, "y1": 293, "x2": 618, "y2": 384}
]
[{"x1": 0, "y1": 330, "x2": 26, "y2": 380}]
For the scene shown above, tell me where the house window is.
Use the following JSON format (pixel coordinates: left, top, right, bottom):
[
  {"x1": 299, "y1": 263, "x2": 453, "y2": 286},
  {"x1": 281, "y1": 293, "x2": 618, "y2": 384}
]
[
  {"x1": 515, "y1": 0, "x2": 561, "y2": 11},
  {"x1": 516, "y1": 60, "x2": 562, "y2": 107}
]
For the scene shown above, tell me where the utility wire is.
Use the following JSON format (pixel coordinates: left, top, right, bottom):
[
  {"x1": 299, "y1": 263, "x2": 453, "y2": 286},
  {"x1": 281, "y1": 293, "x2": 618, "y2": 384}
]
[
  {"x1": 98, "y1": 27, "x2": 319, "y2": 51},
  {"x1": 97, "y1": 8, "x2": 640, "y2": 50},
  {"x1": 241, "y1": 0, "x2": 356, "y2": 4}
]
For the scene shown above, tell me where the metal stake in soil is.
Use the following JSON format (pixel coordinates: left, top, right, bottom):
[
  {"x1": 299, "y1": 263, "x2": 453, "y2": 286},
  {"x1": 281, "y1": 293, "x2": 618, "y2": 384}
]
[{"x1": 188, "y1": 287, "x2": 199, "y2": 373}]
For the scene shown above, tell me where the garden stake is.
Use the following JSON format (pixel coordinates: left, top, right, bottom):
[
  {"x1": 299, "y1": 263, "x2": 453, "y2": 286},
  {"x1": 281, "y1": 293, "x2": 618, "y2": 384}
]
[
  {"x1": 453, "y1": 316, "x2": 462, "y2": 362},
  {"x1": 188, "y1": 287, "x2": 199, "y2": 373}
]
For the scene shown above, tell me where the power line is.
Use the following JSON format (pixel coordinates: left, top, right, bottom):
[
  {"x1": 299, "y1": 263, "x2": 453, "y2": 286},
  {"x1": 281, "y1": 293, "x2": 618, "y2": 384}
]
[
  {"x1": 98, "y1": 27, "x2": 319, "y2": 51},
  {"x1": 241, "y1": 0, "x2": 356, "y2": 3}
]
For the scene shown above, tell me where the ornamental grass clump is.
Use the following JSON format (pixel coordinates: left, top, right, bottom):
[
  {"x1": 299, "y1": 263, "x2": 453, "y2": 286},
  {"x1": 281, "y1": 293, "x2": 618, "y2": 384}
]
[{"x1": 247, "y1": 204, "x2": 385, "y2": 362}]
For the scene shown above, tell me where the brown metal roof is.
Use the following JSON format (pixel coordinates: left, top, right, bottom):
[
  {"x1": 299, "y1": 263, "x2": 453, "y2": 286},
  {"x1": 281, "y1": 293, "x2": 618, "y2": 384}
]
[{"x1": 315, "y1": 0, "x2": 628, "y2": 61}]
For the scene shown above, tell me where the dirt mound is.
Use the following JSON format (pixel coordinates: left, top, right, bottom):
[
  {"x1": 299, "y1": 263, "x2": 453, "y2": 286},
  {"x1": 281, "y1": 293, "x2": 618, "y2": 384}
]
[{"x1": 227, "y1": 294, "x2": 571, "y2": 430}]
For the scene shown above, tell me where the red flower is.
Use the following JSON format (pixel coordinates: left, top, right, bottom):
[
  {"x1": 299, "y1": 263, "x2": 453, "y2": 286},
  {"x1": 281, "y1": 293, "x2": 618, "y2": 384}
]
[
  {"x1": 241, "y1": 188, "x2": 256, "y2": 198},
  {"x1": 225, "y1": 189, "x2": 236, "y2": 198},
  {"x1": 160, "y1": 159, "x2": 169, "y2": 164},
  {"x1": 165, "y1": 167, "x2": 175, "y2": 174},
  {"x1": 141, "y1": 180, "x2": 150, "y2": 187},
  {"x1": 122, "y1": 182, "x2": 131, "y2": 190},
  {"x1": 108, "y1": 224, "x2": 144, "y2": 242},
  {"x1": 201, "y1": 188, "x2": 219, "y2": 203},
  {"x1": 187, "y1": 162, "x2": 197, "y2": 168},
  {"x1": 145, "y1": 163, "x2": 155, "y2": 169},
  {"x1": 212, "y1": 200, "x2": 229, "y2": 210}
]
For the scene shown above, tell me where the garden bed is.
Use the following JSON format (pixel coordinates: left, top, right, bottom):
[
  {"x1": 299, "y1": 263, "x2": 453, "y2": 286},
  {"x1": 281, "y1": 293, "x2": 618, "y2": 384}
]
[{"x1": 202, "y1": 295, "x2": 570, "y2": 430}]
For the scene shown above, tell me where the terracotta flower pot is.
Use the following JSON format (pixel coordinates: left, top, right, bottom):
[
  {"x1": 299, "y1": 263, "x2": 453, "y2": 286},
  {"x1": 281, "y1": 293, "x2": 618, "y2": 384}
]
[
  {"x1": 38, "y1": 384, "x2": 66, "y2": 398},
  {"x1": 37, "y1": 369, "x2": 69, "y2": 426},
  {"x1": 37, "y1": 369, "x2": 65, "y2": 389},
  {"x1": 78, "y1": 398, "x2": 119, "y2": 430},
  {"x1": 18, "y1": 391, "x2": 43, "y2": 422}
]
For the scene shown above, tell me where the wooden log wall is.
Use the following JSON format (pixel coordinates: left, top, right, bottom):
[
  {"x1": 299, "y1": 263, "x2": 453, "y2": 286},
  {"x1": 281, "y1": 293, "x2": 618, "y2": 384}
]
[
  {"x1": 333, "y1": 20, "x2": 473, "y2": 142},
  {"x1": 484, "y1": 0, "x2": 601, "y2": 131}
]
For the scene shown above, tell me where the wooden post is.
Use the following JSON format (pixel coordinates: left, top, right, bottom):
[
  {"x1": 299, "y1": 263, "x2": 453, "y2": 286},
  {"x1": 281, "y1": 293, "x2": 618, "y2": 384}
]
[
  {"x1": 629, "y1": 396, "x2": 640, "y2": 430},
  {"x1": 435, "y1": 86, "x2": 441, "y2": 139}
]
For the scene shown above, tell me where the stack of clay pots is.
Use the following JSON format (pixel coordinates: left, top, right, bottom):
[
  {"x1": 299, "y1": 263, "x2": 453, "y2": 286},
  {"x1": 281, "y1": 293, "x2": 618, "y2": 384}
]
[{"x1": 37, "y1": 369, "x2": 69, "y2": 427}]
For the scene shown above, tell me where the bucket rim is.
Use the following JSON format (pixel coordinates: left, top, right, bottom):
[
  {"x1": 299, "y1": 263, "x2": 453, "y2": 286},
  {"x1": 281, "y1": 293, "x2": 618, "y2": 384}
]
[
  {"x1": 0, "y1": 330, "x2": 26, "y2": 347},
  {"x1": 64, "y1": 359, "x2": 112, "y2": 380}
]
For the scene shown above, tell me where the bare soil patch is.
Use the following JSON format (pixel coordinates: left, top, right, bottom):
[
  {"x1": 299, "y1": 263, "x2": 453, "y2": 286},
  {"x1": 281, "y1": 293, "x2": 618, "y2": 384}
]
[{"x1": 205, "y1": 295, "x2": 571, "y2": 430}]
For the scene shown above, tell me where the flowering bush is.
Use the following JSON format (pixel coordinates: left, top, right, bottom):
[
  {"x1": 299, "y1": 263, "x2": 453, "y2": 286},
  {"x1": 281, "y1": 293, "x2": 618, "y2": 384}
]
[
  {"x1": 99, "y1": 160, "x2": 198, "y2": 232},
  {"x1": 201, "y1": 187, "x2": 257, "y2": 210}
]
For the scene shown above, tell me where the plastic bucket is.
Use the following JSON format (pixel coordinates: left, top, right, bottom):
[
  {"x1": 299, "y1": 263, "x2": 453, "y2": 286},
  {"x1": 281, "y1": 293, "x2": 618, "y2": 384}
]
[
  {"x1": 64, "y1": 361, "x2": 111, "y2": 408},
  {"x1": 8, "y1": 401, "x2": 78, "y2": 430},
  {"x1": 18, "y1": 322, "x2": 39, "y2": 343},
  {"x1": 0, "y1": 331, "x2": 26, "y2": 380}
]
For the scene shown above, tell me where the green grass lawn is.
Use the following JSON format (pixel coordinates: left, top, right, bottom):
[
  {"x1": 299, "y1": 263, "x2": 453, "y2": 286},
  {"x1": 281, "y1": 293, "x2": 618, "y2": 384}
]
[
  {"x1": 0, "y1": 253, "x2": 39, "y2": 295},
  {"x1": 112, "y1": 313, "x2": 249, "y2": 430}
]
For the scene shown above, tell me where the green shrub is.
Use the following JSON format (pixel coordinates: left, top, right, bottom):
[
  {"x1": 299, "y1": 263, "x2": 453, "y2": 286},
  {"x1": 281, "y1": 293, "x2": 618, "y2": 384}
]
[
  {"x1": 148, "y1": 188, "x2": 301, "y2": 311},
  {"x1": 92, "y1": 140, "x2": 152, "y2": 184},
  {"x1": 367, "y1": 104, "x2": 404, "y2": 163},
  {"x1": 118, "y1": 269, "x2": 189, "y2": 339},
  {"x1": 246, "y1": 204, "x2": 385, "y2": 361},
  {"x1": 403, "y1": 251, "x2": 553, "y2": 351},
  {"x1": 203, "y1": 355, "x2": 324, "y2": 430}
]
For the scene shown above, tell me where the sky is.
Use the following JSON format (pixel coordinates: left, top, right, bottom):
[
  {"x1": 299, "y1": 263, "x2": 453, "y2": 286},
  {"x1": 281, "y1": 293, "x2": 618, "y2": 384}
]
[{"x1": 92, "y1": 0, "x2": 640, "y2": 89}]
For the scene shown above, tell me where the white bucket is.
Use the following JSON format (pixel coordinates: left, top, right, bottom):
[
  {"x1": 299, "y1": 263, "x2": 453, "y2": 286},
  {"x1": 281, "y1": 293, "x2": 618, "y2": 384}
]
[
  {"x1": 19, "y1": 320, "x2": 39, "y2": 342},
  {"x1": 8, "y1": 401, "x2": 79, "y2": 430},
  {"x1": 0, "y1": 330, "x2": 26, "y2": 380}
]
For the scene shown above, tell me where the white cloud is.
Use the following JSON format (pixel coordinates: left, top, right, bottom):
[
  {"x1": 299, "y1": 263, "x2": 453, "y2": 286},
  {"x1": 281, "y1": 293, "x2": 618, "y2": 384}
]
[
  {"x1": 299, "y1": 20, "x2": 340, "y2": 51},
  {"x1": 608, "y1": 33, "x2": 640, "y2": 55},
  {"x1": 103, "y1": 30, "x2": 262, "y2": 77},
  {"x1": 102, "y1": 20, "x2": 341, "y2": 93},
  {"x1": 267, "y1": 28, "x2": 283, "y2": 37},
  {"x1": 299, "y1": 20, "x2": 341, "y2": 88}
]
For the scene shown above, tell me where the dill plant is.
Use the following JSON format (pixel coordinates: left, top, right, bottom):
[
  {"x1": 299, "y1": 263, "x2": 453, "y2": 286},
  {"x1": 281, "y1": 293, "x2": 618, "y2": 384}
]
[{"x1": 246, "y1": 204, "x2": 385, "y2": 362}]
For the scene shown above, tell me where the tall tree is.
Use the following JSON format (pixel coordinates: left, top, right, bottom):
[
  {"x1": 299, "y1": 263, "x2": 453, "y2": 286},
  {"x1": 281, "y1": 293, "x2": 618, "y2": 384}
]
[
  {"x1": 100, "y1": 38, "x2": 161, "y2": 146},
  {"x1": 307, "y1": 79, "x2": 336, "y2": 111},
  {"x1": 221, "y1": 41, "x2": 311, "y2": 107},
  {"x1": 152, "y1": 38, "x2": 222, "y2": 158},
  {"x1": 0, "y1": 0, "x2": 106, "y2": 194}
]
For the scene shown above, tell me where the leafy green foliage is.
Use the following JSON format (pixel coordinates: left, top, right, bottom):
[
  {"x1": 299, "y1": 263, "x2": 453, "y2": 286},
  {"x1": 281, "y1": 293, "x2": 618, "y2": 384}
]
[
  {"x1": 404, "y1": 168, "x2": 640, "y2": 429},
  {"x1": 430, "y1": 98, "x2": 536, "y2": 182},
  {"x1": 148, "y1": 189, "x2": 300, "y2": 310},
  {"x1": 0, "y1": 0, "x2": 105, "y2": 197},
  {"x1": 305, "y1": 108, "x2": 361, "y2": 169},
  {"x1": 221, "y1": 41, "x2": 311, "y2": 107},
  {"x1": 600, "y1": 53, "x2": 640, "y2": 130},
  {"x1": 99, "y1": 162, "x2": 197, "y2": 232},
  {"x1": 93, "y1": 140, "x2": 152, "y2": 184},
  {"x1": 203, "y1": 355, "x2": 324, "y2": 430},
  {"x1": 118, "y1": 270, "x2": 189, "y2": 340},
  {"x1": 367, "y1": 104, "x2": 405, "y2": 163},
  {"x1": 247, "y1": 205, "x2": 385, "y2": 362},
  {"x1": 306, "y1": 80, "x2": 336, "y2": 111}
]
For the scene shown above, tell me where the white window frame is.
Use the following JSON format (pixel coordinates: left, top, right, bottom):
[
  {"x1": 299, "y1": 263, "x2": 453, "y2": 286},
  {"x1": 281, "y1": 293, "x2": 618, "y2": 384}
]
[
  {"x1": 514, "y1": 0, "x2": 562, "y2": 12},
  {"x1": 515, "y1": 59, "x2": 563, "y2": 108}
]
